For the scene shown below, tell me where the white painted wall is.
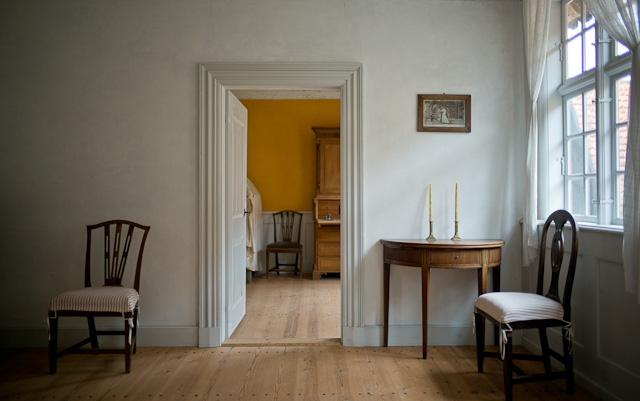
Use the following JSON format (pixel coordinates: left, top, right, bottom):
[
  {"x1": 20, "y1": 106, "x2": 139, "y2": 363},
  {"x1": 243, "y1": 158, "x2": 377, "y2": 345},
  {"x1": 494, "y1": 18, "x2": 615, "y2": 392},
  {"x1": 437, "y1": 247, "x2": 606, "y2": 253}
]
[
  {"x1": 0, "y1": 0, "x2": 523, "y2": 342},
  {"x1": 4, "y1": 1, "x2": 635, "y2": 399}
]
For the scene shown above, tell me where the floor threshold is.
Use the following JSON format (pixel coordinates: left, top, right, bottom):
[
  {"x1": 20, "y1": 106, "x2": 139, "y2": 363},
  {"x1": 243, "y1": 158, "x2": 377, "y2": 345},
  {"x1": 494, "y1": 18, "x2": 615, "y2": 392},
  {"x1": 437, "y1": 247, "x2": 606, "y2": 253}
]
[{"x1": 222, "y1": 338, "x2": 342, "y2": 347}]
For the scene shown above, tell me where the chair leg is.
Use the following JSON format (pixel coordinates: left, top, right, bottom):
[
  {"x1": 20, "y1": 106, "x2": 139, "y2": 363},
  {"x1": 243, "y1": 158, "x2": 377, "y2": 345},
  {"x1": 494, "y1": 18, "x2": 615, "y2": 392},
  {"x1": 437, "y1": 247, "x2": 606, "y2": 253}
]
[
  {"x1": 48, "y1": 316, "x2": 58, "y2": 374},
  {"x1": 266, "y1": 250, "x2": 270, "y2": 279},
  {"x1": 88, "y1": 316, "x2": 99, "y2": 348},
  {"x1": 275, "y1": 253, "x2": 280, "y2": 275},
  {"x1": 299, "y1": 250, "x2": 303, "y2": 279},
  {"x1": 539, "y1": 327, "x2": 551, "y2": 374},
  {"x1": 124, "y1": 318, "x2": 131, "y2": 373},
  {"x1": 474, "y1": 312, "x2": 485, "y2": 373},
  {"x1": 295, "y1": 252, "x2": 302, "y2": 279},
  {"x1": 563, "y1": 327, "x2": 575, "y2": 394},
  {"x1": 132, "y1": 307, "x2": 139, "y2": 354},
  {"x1": 502, "y1": 330, "x2": 513, "y2": 401}
]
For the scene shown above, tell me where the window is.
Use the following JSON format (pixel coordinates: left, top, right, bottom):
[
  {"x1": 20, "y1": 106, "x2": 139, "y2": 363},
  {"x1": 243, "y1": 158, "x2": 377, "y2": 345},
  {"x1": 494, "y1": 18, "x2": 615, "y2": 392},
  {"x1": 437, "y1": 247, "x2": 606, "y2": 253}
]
[
  {"x1": 560, "y1": 0, "x2": 630, "y2": 226},
  {"x1": 565, "y1": 88, "x2": 597, "y2": 219},
  {"x1": 614, "y1": 74, "x2": 630, "y2": 221},
  {"x1": 565, "y1": 0, "x2": 596, "y2": 79}
]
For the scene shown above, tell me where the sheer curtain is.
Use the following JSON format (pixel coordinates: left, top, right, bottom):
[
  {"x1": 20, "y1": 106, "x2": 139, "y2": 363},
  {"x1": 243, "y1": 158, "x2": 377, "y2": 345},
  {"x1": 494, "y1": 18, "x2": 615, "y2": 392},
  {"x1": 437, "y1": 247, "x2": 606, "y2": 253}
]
[
  {"x1": 584, "y1": 0, "x2": 640, "y2": 302},
  {"x1": 523, "y1": 0, "x2": 551, "y2": 267}
]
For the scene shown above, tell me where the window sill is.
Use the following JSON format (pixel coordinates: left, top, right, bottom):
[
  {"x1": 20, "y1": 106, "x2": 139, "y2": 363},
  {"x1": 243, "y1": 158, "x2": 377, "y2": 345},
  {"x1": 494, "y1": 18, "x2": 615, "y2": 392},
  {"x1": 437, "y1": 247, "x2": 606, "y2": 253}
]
[{"x1": 535, "y1": 220, "x2": 623, "y2": 236}]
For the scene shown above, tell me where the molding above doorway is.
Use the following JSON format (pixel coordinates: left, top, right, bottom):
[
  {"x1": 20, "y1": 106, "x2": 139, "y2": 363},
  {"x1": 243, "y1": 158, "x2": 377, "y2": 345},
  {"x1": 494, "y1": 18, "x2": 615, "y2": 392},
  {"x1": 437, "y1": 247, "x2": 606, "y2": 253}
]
[{"x1": 198, "y1": 63, "x2": 364, "y2": 346}]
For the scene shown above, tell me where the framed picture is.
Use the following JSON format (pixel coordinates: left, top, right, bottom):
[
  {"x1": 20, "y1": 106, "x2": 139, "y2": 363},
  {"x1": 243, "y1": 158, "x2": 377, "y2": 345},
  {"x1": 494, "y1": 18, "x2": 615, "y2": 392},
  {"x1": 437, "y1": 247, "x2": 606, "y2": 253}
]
[{"x1": 417, "y1": 94, "x2": 471, "y2": 133}]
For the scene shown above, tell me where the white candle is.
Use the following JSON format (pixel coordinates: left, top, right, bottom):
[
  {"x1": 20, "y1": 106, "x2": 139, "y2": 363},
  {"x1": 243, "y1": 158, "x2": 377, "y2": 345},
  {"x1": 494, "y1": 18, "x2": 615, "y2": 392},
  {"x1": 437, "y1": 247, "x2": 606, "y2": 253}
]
[
  {"x1": 429, "y1": 184, "x2": 432, "y2": 222},
  {"x1": 455, "y1": 183, "x2": 458, "y2": 221}
]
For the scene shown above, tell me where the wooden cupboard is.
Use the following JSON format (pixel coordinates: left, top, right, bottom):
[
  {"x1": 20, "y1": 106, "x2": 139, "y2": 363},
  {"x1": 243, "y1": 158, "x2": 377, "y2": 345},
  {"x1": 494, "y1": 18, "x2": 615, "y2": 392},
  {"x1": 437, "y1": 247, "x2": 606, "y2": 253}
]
[{"x1": 312, "y1": 127, "x2": 340, "y2": 280}]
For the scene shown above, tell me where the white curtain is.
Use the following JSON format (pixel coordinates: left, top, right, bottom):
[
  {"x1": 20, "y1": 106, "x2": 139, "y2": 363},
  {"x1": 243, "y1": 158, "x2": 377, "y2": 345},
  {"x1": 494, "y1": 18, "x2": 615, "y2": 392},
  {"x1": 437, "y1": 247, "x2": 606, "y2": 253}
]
[
  {"x1": 523, "y1": 0, "x2": 551, "y2": 267},
  {"x1": 584, "y1": 0, "x2": 640, "y2": 302},
  {"x1": 246, "y1": 179, "x2": 264, "y2": 272}
]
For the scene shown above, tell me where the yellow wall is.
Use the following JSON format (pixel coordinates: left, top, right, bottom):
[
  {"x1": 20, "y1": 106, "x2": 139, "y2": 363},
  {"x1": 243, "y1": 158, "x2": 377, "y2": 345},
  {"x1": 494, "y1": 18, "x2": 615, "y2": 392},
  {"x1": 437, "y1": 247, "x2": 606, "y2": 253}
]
[{"x1": 241, "y1": 99, "x2": 340, "y2": 212}]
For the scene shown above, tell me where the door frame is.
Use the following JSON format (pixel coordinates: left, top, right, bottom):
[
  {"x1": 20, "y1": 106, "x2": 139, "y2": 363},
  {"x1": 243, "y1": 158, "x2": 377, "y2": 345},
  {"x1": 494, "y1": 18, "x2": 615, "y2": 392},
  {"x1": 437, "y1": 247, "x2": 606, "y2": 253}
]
[{"x1": 197, "y1": 62, "x2": 364, "y2": 346}]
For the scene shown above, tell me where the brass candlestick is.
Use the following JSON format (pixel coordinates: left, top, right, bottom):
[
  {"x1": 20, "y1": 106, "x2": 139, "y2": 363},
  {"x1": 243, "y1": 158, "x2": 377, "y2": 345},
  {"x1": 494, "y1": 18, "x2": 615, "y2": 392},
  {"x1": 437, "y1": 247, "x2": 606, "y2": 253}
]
[
  {"x1": 427, "y1": 221, "x2": 436, "y2": 241},
  {"x1": 451, "y1": 221, "x2": 461, "y2": 241}
]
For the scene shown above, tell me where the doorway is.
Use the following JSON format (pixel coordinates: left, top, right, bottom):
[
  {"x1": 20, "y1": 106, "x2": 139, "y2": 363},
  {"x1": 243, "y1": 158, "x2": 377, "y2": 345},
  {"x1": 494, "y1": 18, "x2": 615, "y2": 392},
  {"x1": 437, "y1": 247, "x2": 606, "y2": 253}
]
[
  {"x1": 230, "y1": 92, "x2": 341, "y2": 345},
  {"x1": 197, "y1": 62, "x2": 364, "y2": 347}
]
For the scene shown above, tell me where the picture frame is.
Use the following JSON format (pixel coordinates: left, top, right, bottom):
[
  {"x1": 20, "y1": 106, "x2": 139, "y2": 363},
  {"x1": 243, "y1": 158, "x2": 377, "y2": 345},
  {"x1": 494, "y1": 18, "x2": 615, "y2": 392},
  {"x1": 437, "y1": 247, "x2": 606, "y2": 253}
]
[{"x1": 417, "y1": 94, "x2": 471, "y2": 133}]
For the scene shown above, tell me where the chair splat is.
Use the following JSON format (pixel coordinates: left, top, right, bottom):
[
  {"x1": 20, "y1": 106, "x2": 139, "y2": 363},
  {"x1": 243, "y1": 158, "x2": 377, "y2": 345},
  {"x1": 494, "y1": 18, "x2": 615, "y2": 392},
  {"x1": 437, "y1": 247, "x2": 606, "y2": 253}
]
[{"x1": 547, "y1": 225, "x2": 566, "y2": 303}]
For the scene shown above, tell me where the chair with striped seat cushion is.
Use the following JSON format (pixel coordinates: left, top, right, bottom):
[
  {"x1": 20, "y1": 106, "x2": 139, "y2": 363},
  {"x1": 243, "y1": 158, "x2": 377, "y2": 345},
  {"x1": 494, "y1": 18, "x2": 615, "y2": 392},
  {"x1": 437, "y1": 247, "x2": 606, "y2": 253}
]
[
  {"x1": 474, "y1": 210, "x2": 579, "y2": 401},
  {"x1": 48, "y1": 220, "x2": 150, "y2": 374}
]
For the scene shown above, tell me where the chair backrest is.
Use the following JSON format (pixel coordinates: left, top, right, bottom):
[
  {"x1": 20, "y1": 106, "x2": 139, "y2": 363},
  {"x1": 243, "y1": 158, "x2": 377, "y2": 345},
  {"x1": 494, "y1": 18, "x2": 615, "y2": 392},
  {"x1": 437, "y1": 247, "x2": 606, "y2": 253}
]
[
  {"x1": 272, "y1": 210, "x2": 302, "y2": 243},
  {"x1": 536, "y1": 210, "x2": 579, "y2": 321},
  {"x1": 84, "y1": 220, "x2": 151, "y2": 292}
]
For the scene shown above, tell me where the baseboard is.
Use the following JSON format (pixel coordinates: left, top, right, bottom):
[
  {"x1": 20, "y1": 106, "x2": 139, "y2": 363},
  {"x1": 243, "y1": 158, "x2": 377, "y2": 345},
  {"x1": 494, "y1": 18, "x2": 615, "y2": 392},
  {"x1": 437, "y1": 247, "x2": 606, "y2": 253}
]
[
  {"x1": 522, "y1": 336, "x2": 621, "y2": 401},
  {"x1": 0, "y1": 326, "x2": 199, "y2": 348},
  {"x1": 342, "y1": 324, "x2": 477, "y2": 347}
]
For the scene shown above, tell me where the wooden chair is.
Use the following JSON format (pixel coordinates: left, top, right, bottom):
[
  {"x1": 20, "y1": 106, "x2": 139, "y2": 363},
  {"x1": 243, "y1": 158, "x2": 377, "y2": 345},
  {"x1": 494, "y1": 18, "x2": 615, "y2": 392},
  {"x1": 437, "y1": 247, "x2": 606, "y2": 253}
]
[
  {"x1": 473, "y1": 210, "x2": 579, "y2": 401},
  {"x1": 266, "y1": 210, "x2": 303, "y2": 279},
  {"x1": 48, "y1": 220, "x2": 150, "y2": 373}
]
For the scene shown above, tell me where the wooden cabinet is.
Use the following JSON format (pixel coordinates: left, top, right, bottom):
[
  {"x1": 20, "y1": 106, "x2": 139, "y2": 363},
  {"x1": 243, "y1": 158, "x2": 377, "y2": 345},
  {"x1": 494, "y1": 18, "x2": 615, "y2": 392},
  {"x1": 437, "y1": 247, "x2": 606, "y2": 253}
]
[
  {"x1": 314, "y1": 127, "x2": 340, "y2": 196},
  {"x1": 312, "y1": 127, "x2": 340, "y2": 280}
]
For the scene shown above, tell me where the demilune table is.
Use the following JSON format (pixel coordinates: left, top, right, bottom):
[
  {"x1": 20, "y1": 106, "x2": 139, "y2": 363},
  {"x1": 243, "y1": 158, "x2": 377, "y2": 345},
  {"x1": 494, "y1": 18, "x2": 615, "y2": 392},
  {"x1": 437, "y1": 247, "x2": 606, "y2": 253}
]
[{"x1": 381, "y1": 238, "x2": 505, "y2": 359}]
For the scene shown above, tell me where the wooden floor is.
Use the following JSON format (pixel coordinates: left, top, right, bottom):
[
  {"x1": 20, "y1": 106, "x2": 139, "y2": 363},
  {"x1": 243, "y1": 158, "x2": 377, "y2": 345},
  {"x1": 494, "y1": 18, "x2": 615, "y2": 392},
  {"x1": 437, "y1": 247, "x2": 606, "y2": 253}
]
[
  {"x1": 0, "y1": 346, "x2": 599, "y2": 400},
  {"x1": 227, "y1": 274, "x2": 341, "y2": 345},
  {"x1": 0, "y1": 275, "x2": 600, "y2": 400}
]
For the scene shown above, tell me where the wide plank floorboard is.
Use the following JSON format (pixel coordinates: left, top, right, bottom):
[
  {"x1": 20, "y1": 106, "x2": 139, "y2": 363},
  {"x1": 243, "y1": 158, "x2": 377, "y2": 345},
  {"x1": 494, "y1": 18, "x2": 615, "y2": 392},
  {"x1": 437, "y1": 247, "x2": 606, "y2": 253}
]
[
  {"x1": 3, "y1": 276, "x2": 599, "y2": 400},
  {"x1": 0, "y1": 346, "x2": 600, "y2": 400},
  {"x1": 229, "y1": 275, "x2": 341, "y2": 342}
]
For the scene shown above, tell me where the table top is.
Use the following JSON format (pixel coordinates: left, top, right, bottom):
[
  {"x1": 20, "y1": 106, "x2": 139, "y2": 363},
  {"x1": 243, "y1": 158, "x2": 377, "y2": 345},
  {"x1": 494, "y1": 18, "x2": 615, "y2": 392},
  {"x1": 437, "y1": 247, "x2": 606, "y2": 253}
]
[{"x1": 380, "y1": 239, "x2": 505, "y2": 249}]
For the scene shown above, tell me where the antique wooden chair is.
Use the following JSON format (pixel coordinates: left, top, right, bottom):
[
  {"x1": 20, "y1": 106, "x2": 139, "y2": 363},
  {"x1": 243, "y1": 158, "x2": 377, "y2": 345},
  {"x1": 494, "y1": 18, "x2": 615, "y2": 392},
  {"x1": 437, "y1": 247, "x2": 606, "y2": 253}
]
[
  {"x1": 48, "y1": 220, "x2": 150, "y2": 373},
  {"x1": 474, "y1": 210, "x2": 579, "y2": 401},
  {"x1": 266, "y1": 210, "x2": 303, "y2": 279}
]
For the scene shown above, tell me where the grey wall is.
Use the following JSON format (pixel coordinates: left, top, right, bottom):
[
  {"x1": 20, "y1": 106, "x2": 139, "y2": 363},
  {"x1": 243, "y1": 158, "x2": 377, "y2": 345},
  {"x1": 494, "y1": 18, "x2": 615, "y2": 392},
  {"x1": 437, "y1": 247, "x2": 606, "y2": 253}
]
[
  {"x1": 4, "y1": 0, "x2": 636, "y2": 400},
  {"x1": 0, "y1": 0, "x2": 522, "y2": 342},
  {"x1": 0, "y1": 0, "x2": 526, "y2": 344}
]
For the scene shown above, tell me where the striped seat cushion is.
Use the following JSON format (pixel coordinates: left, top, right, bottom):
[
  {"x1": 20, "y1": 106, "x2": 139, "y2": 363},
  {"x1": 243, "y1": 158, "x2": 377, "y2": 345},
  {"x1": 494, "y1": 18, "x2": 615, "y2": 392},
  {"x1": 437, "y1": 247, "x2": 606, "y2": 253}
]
[
  {"x1": 474, "y1": 292, "x2": 564, "y2": 324},
  {"x1": 49, "y1": 286, "x2": 139, "y2": 314}
]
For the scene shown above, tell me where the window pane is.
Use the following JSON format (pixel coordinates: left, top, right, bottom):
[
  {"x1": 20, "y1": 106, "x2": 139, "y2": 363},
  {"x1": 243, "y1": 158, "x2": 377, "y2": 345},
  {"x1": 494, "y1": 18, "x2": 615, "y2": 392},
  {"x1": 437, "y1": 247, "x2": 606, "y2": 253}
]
[
  {"x1": 586, "y1": 89, "x2": 596, "y2": 131},
  {"x1": 585, "y1": 11, "x2": 595, "y2": 28},
  {"x1": 566, "y1": 0, "x2": 582, "y2": 39},
  {"x1": 586, "y1": 176, "x2": 597, "y2": 217},
  {"x1": 567, "y1": 94, "x2": 583, "y2": 135},
  {"x1": 617, "y1": 41, "x2": 630, "y2": 56},
  {"x1": 586, "y1": 133, "x2": 597, "y2": 174},
  {"x1": 568, "y1": 137, "x2": 584, "y2": 175},
  {"x1": 569, "y1": 178, "x2": 586, "y2": 216},
  {"x1": 617, "y1": 75, "x2": 630, "y2": 124},
  {"x1": 567, "y1": 36, "x2": 583, "y2": 79},
  {"x1": 618, "y1": 125, "x2": 627, "y2": 171},
  {"x1": 585, "y1": 27, "x2": 596, "y2": 72},
  {"x1": 617, "y1": 174, "x2": 624, "y2": 219}
]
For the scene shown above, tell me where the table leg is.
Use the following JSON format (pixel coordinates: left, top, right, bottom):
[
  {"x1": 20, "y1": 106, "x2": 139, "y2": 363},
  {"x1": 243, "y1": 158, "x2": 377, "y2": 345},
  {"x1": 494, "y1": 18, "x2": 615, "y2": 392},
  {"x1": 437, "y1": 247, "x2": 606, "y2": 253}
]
[
  {"x1": 383, "y1": 262, "x2": 390, "y2": 348},
  {"x1": 421, "y1": 265, "x2": 430, "y2": 359},
  {"x1": 478, "y1": 249, "x2": 489, "y2": 295}
]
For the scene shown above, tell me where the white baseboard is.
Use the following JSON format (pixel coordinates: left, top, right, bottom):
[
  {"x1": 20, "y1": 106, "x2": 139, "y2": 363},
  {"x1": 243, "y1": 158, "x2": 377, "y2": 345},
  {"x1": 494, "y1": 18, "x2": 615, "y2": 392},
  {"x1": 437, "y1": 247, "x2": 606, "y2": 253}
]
[
  {"x1": 343, "y1": 324, "x2": 477, "y2": 347},
  {"x1": 1, "y1": 326, "x2": 199, "y2": 348},
  {"x1": 522, "y1": 336, "x2": 621, "y2": 401}
]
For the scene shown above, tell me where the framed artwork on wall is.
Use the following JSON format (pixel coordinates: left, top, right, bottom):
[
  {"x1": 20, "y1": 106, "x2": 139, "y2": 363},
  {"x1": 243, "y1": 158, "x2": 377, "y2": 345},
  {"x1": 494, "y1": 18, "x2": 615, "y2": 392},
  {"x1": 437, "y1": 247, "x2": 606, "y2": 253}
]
[{"x1": 417, "y1": 94, "x2": 471, "y2": 133}]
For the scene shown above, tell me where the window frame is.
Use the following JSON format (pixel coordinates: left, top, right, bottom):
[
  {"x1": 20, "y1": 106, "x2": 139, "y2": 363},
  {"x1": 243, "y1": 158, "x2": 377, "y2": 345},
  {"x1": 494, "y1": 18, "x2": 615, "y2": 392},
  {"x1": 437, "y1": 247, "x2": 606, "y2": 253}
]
[{"x1": 558, "y1": 0, "x2": 631, "y2": 227}]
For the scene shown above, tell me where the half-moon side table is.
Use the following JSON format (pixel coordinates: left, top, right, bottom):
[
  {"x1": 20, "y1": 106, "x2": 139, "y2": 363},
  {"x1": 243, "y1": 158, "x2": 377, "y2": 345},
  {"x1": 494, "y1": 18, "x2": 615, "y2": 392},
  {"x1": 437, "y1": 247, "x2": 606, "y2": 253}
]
[{"x1": 381, "y1": 239, "x2": 505, "y2": 359}]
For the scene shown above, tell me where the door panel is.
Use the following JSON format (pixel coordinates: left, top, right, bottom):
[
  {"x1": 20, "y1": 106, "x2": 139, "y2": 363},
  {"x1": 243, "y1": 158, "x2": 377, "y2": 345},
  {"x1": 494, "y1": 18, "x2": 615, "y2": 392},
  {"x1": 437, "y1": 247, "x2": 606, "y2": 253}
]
[{"x1": 226, "y1": 91, "x2": 248, "y2": 336}]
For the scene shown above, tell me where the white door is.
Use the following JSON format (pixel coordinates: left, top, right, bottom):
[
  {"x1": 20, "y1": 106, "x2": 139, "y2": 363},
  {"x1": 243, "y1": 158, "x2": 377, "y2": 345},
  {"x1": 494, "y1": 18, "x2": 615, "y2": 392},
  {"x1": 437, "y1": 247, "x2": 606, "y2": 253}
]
[{"x1": 225, "y1": 91, "x2": 248, "y2": 336}]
